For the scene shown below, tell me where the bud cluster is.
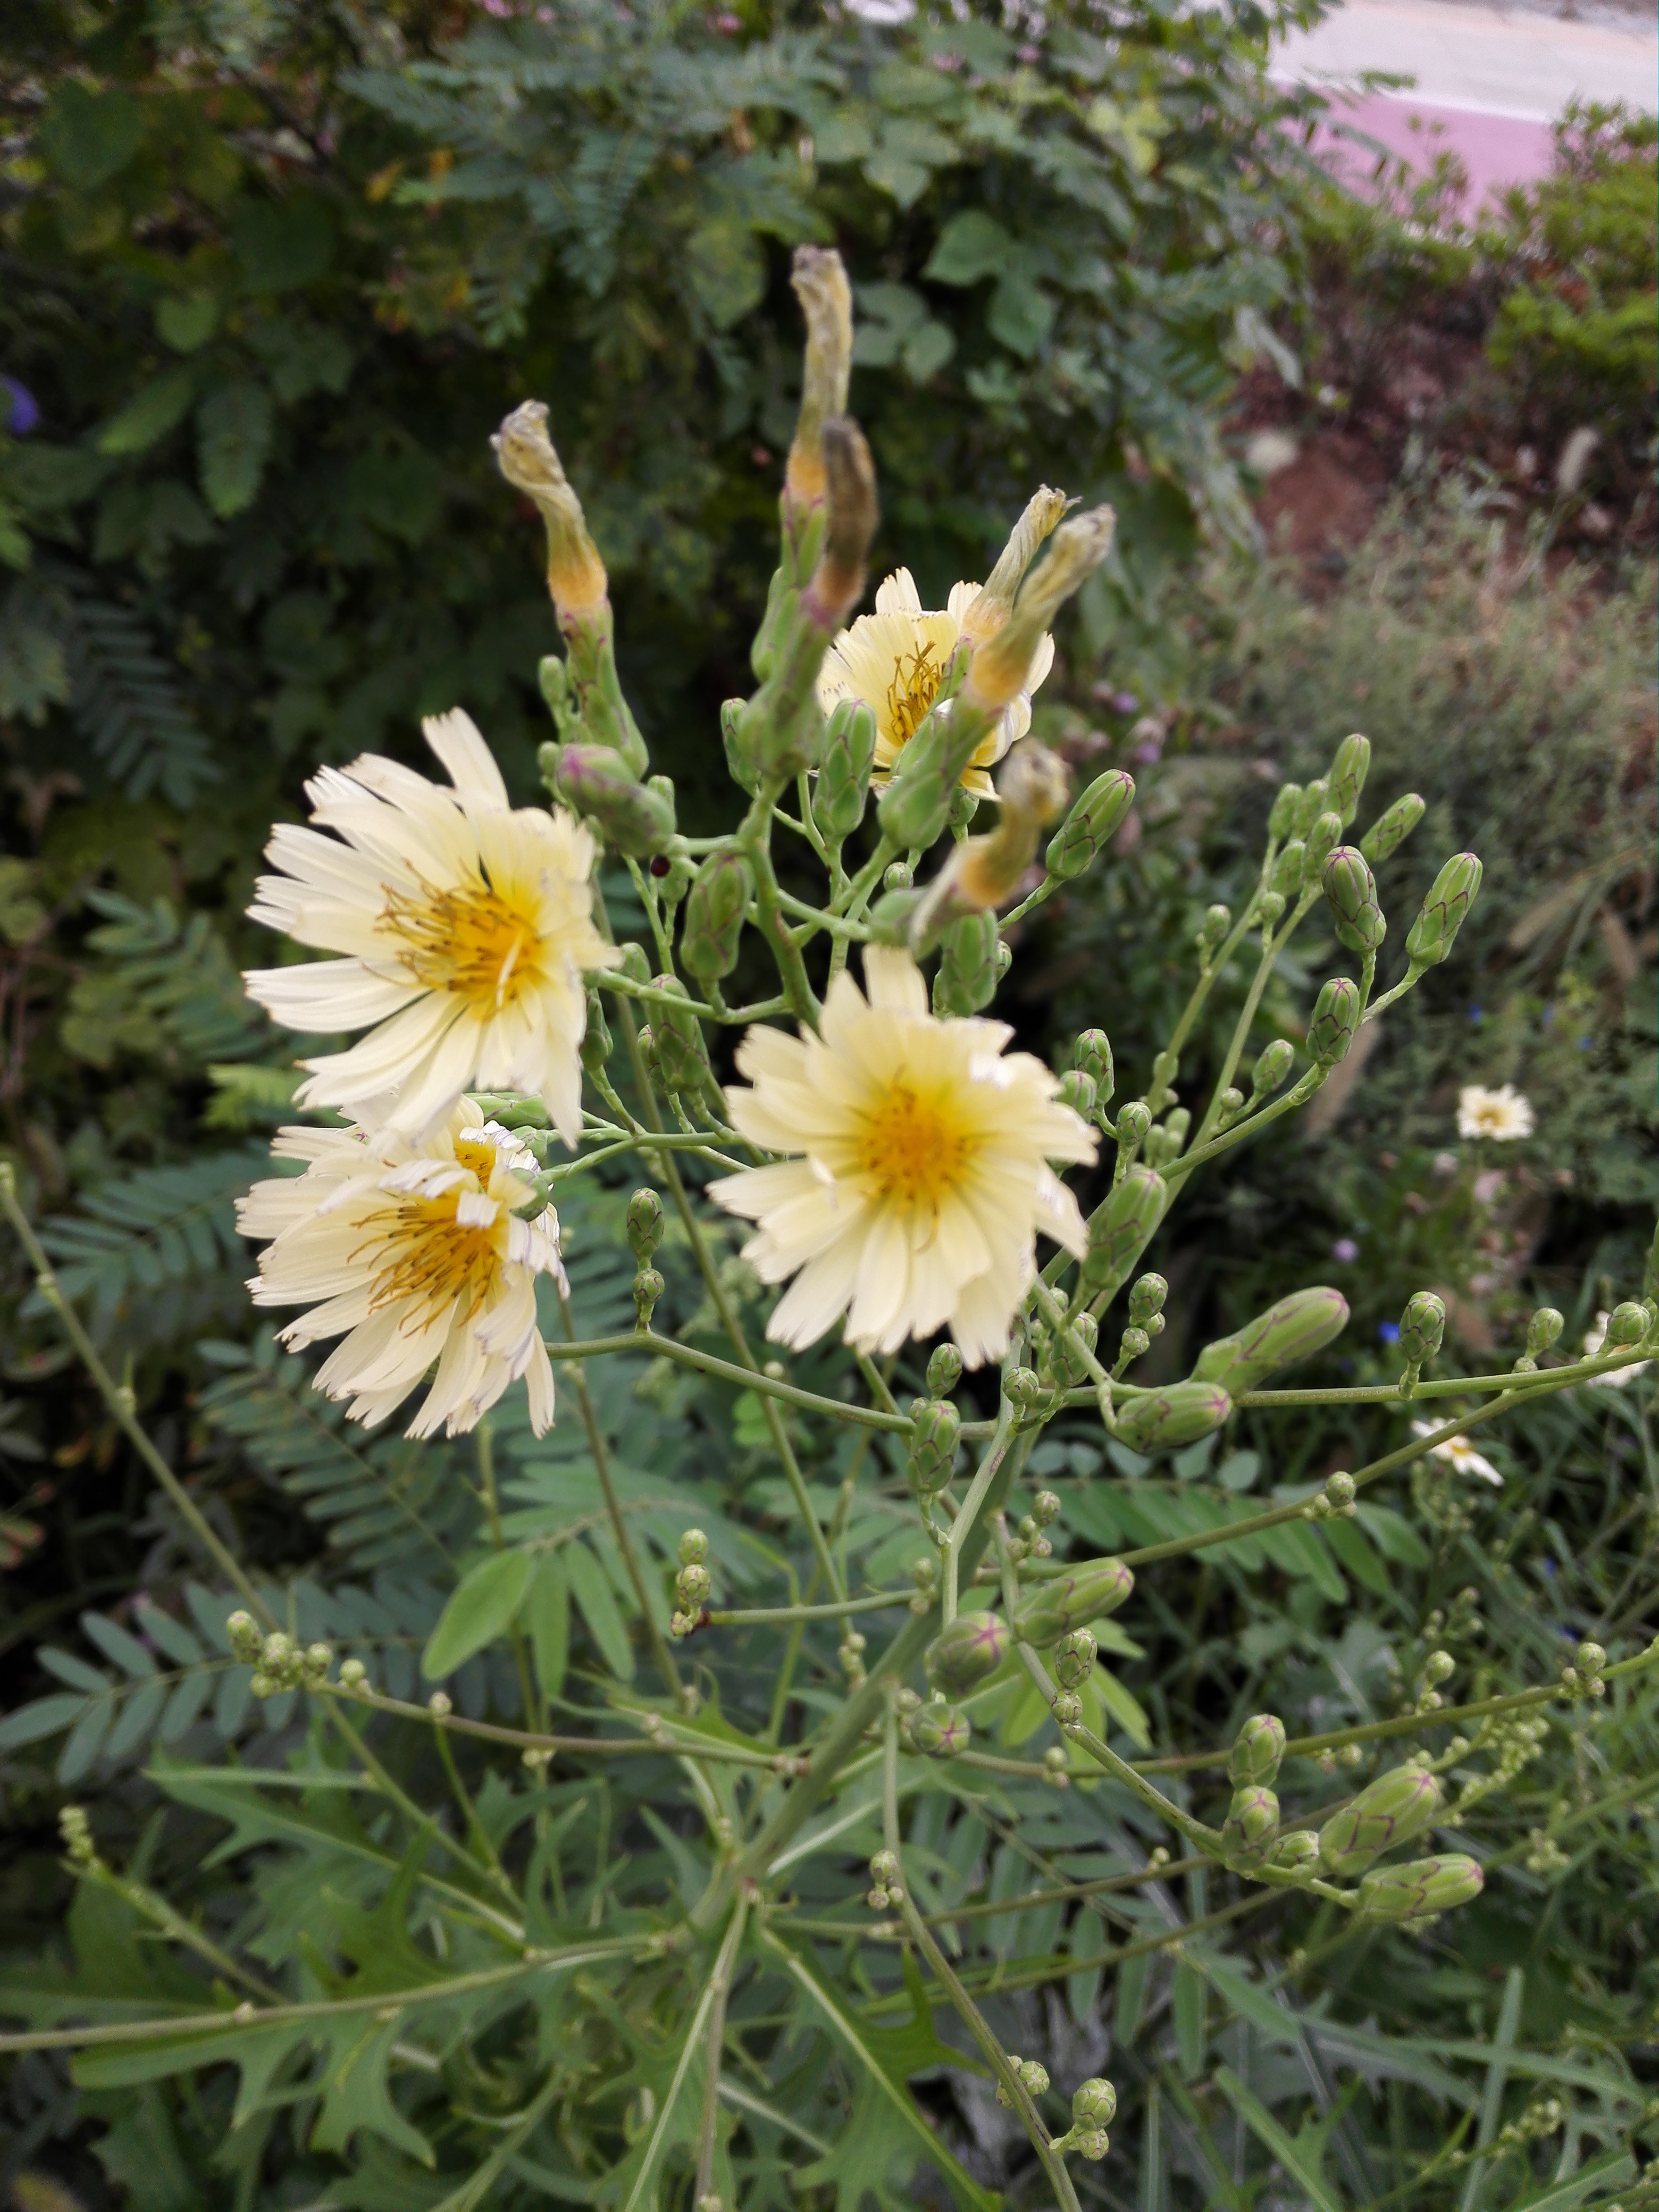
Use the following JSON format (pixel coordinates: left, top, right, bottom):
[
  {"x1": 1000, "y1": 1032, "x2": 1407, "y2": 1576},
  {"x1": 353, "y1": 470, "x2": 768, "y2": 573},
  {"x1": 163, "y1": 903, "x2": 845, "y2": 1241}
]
[
  {"x1": 228, "y1": 1613, "x2": 332, "y2": 1699},
  {"x1": 866, "y1": 1847, "x2": 904, "y2": 1911},
  {"x1": 59, "y1": 1803, "x2": 98, "y2": 1869},
  {"x1": 1055, "y1": 2076, "x2": 1117, "y2": 2161},
  {"x1": 1304, "y1": 1470, "x2": 1358, "y2": 1522},
  {"x1": 1560, "y1": 1638, "x2": 1607, "y2": 1701},
  {"x1": 671, "y1": 1528, "x2": 711, "y2": 1638},
  {"x1": 995, "y1": 2055, "x2": 1051, "y2": 2109}
]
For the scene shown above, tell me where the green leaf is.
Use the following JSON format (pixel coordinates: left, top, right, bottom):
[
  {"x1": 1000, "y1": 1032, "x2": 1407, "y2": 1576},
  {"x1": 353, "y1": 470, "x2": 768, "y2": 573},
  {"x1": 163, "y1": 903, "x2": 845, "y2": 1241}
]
[
  {"x1": 156, "y1": 292, "x2": 220, "y2": 353},
  {"x1": 987, "y1": 272, "x2": 1055, "y2": 359},
  {"x1": 104, "y1": 1677, "x2": 167, "y2": 1762},
  {"x1": 1173, "y1": 1960, "x2": 1206, "y2": 2078},
  {"x1": 0, "y1": 1691, "x2": 90, "y2": 1750},
  {"x1": 97, "y1": 367, "x2": 200, "y2": 457},
  {"x1": 231, "y1": 193, "x2": 336, "y2": 292},
  {"x1": 924, "y1": 211, "x2": 1013, "y2": 287},
  {"x1": 1094, "y1": 1663, "x2": 1151, "y2": 1749},
  {"x1": 527, "y1": 1550, "x2": 570, "y2": 1699},
  {"x1": 82, "y1": 1610, "x2": 158, "y2": 1678},
  {"x1": 1322, "y1": 1513, "x2": 1389, "y2": 1595},
  {"x1": 1504, "y1": 2149, "x2": 1635, "y2": 2211},
  {"x1": 1357, "y1": 1502, "x2": 1430, "y2": 1568},
  {"x1": 903, "y1": 320, "x2": 955, "y2": 383},
  {"x1": 422, "y1": 1548, "x2": 534, "y2": 1679},
  {"x1": 57, "y1": 1695, "x2": 114, "y2": 1782},
  {"x1": 197, "y1": 380, "x2": 274, "y2": 520},
  {"x1": 39, "y1": 82, "x2": 145, "y2": 189},
  {"x1": 568, "y1": 1539, "x2": 636, "y2": 1681},
  {"x1": 1214, "y1": 2065, "x2": 1344, "y2": 2212},
  {"x1": 687, "y1": 218, "x2": 767, "y2": 331}
]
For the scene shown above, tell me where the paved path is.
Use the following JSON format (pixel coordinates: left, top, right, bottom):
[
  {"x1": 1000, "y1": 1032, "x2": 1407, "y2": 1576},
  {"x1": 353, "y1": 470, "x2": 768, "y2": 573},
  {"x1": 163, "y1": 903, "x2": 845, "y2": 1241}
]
[{"x1": 1272, "y1": 0, "x2": 1658, "y2": 207}]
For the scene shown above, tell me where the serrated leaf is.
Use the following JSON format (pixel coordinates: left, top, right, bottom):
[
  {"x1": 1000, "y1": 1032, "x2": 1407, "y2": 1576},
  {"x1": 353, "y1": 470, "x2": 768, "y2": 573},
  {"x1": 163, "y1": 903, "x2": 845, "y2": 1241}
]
[
  {"x1": 197, "y1": 380, "x2": 274, "y2": 520},
  {"x1": 422, "y1": 1548, "x2": 534, "y2": 1679}
]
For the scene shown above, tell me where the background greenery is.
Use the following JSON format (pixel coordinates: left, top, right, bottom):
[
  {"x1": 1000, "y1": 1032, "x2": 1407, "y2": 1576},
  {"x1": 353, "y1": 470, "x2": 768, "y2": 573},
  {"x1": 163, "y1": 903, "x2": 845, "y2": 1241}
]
[{"x1": 0, "y1": 0, "x2": 1655, "y2": 2205}]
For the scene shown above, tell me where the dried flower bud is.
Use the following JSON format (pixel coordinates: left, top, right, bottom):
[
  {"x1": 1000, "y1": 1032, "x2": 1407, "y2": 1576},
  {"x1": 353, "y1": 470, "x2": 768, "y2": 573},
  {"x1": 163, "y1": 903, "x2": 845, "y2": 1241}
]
[
  {"x1": 1360, "y1": 791, "x2": 1425, "y2": 868},
  {"x1": 966, "y1": 509, "x2": 1116, "y2": 715},
  {"x1": 1111, "y1": 1381, "x2": 1231, "y2": 1455},
  {"x1": 493, "y1": 400, "x2": 609, "y2": 619},
  {"x1": 1405, "y1": 853, "x2": 1482, "y2": 970},
  {"x1": 1229, "y1": 1712, "x2": 1287, "y2": 1787},
  {"x1": 964, "y1": 486, "x2": 1070, "y2": 645},
  {"x1": 681, "y1": 851, "x2": 752, "y2": 981},
  {"x1": 785, "y1": 247, "x2": 853, "y2": 513},
  {"x1": 924, "y1": 1611, "x2": 1010, "y2": 1695},
  {"x1": 1045, "y1": 769, "x2": 1136, "y2": 882},
  {"x1": 1193, "y1": 1287, "x2": 1350, "y2": 1396},
  {"x1": 1322, "y1": 846, "x2": 1386, "y2": 953}
]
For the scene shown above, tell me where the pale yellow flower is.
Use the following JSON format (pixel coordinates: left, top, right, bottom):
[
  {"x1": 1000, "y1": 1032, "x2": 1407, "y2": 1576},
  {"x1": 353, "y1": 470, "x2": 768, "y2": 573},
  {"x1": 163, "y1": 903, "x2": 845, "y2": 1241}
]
[
  {"x1": 711, "y1": 948, "x2": 1094, "y2": 1364},
  {"x1": 238, "y1": 1101, "x2": 561, "y2": 1437},
  {"x1": 244, "y1": 710, "x2": 620, "y2": 1144},
  {"x1": 816, "y1": 568, "x2": 1054, "y2": 800},
  {"x1": 1411, "y1": 1419, "x2": 1502, "y2": 1485},
  {"x1": 1456, "y1": 1084, "x2": 1535, "y2": 1142},
  {"x1": 1582, "y1": 1310, "x2": 1650, "y2": 1388}
]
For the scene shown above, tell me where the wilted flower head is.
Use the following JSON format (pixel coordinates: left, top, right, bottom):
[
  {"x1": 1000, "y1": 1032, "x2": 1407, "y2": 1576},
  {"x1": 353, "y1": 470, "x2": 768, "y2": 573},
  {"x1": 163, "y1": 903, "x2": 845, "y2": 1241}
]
[
  {"x1": 244, "y1": 711, "x2": 619, "y2": 1143},
  {"x1": 1457, "y1": 1084, "x2": 1535, "y2": 1141},
  {"x1": 238, "y1": 1102, "x2": 562, "y2": 1437}
]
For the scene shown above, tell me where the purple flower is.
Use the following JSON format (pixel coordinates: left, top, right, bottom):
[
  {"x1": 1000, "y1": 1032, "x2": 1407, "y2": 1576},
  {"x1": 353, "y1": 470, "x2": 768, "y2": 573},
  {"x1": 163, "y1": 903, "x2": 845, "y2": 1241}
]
[
  {"x1": 1332, "y1": 1238, "x2": 1360, "y2": 1263},
  {"x1": 2, "y1": 378, "x2": 39, "y2": 435}
]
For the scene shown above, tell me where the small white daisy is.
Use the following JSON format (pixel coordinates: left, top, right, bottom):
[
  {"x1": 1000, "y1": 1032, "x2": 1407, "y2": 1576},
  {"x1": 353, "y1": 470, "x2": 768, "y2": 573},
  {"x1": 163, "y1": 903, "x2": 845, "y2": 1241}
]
[
  {"x1": 1411, "y1": 1419, "x2": 1503, "y2": 1486},
  {"x1": 1456, "y1": 1084, "x2": 1535, "y2": 1142},
  {"x1": 244, "y1": 709, "x2": 620, "y2": 1144},
  {"x1": 238, "y1": 1101, "x2": 562, "y2": 1438},
  {"x1": 711, "y1": 947, "x2": 1095, "y2": 1365}
]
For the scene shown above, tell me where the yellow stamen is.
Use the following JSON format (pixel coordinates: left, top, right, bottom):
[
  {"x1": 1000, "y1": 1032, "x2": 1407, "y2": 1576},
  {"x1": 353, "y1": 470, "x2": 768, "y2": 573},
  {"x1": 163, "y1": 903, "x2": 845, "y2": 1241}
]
[
  {"x1": 380, "y1": 875, "x2": 538, "y2": 1013},
  {"x1": 885, "y1": 643, "x2": 943, "y2": 749},
  {"x1": 360, "y1": 1195, "x2": 500, "y2": 1330},
  {"x1": 856, "y1": 1079, "x2": 974, "y2": 1213}
]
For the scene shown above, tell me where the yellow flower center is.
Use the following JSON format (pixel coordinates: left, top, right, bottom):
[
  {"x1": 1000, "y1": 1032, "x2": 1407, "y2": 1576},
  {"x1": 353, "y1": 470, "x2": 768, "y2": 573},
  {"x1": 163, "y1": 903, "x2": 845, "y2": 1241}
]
[
  {"x1": 381, "y1": 874, "x2": 539, "y2": 1011},
  {"x1": 856, "y1": 1079, "x2": 972, "y2": 1213},
  {"x1": 362, "y1": 1195, "x2": 500, "y2": 1325},
  {"x1": 884, "y1": 642, "x2": 943, "y2": 748}
]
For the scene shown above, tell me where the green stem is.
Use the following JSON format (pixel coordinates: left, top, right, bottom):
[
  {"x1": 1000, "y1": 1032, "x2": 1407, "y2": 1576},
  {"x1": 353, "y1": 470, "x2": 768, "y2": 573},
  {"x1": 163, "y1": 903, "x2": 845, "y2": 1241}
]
[
  {"x1": 323, "y1": 1681, "x2": 780, "y2": 1763},
  {"x1": 943, "y1": 1402, "x2": 1015, "y2": 1627},
  {"x1": 706, "y1": 1593, "x2": 907, "y2": 1626},
  {"x1": 541, "y1": 1331, "x2": 914, "y2": 1434},
  {"x1": 558, "y1": 1286, "x2": 685, "y2": 1707}
]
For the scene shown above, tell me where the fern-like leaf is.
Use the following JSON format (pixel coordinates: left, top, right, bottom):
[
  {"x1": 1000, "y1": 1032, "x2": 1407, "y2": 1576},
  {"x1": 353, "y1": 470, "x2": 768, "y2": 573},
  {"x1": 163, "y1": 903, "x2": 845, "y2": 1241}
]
[{"x1": 36, "y1": 1145, "x2": 269, "y2": 1322}]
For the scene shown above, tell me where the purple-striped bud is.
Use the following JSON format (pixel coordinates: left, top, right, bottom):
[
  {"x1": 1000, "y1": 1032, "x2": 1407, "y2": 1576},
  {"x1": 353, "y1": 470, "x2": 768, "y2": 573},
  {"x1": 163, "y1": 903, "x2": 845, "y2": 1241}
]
[
  {"x1": 1194, "y1": 1288, "x2": 1350, "y2": 1397},
  {"x1": 1319, "y1": 1761, "x2": 1443, "y2": 1878},
  {"x1": 924, "y1": 1611, "x2": 1010, "y2": 1695},
  {"x1": 1359, "y1": 1852, "x2": 1484, "y2": 1921}
]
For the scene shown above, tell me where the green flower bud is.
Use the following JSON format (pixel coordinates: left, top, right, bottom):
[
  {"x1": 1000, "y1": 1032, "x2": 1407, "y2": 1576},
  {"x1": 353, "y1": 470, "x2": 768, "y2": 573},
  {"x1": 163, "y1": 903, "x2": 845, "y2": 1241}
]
[
  {"x1": 1053, "y1": 1627, "x2": 1097, "y2": 1688},
  {"x1": 338, "y1": 1657, "x2": 368, "y2": 1690},
  {"x1": 1082, "y1": 1165, "x2": 1166, "y2": 1295},
  {"x1": 1073, "y1": 2078, "x2": 1117, "y2": 2128},
  {"x1": 1160, "y1": 1107, "x2": 1190, "y2": 1159},
  {"x1": 678, "y1": 1528, "x2": 708, "y2": 1566},
  {"x1": 1270, "y1": 839, "x2": 1306, "y2": 898},
  {"x1": 1273, "y1": 1829, "x2": 1321, "y2": 1872},
  {"x1": 225, "y1": 1610, "x2": 262, "y2": 1661},
  {"x1": 924, "y1": 1611, "x2": 1010, "y2": 1695},
  {"x1": 909, "y1": 1701, "x2": 971, "y2": 1756},
  {"x1": 1111, "y1": 1381, "x2": 1231, "y2": 1455},
  {"x1": 632, "y1": 1267, "x2": 665, "y2": 1328},
  {"x1": 926, "y1": 1343, "x2": 963, "y2": 1397},
  {"x1": 617, "y1": 941, "x2": 651, "y2": 986},
  {"x1": 580, "y1": 988, "x2": 613, "y2": 1075},
  {"x1": 907, "y1": 1398, "x2": 961, "y2": 1497},
  {"x1": 1526, "y1": 1308, "x2": 1564, "y2": 1359},
  {"x1": 1198, "y1": 902, "x2": 1232, "y2": 957},
  {"x1": 1269, "y1": 782, "x2": 1304, "y2": 840},
  {"x1": 1013, "y1": 1559, "x2": 1135, "y2": 1645},
  {"x1": 1607, "y1": 1301, "x2": 1647, "y2": 1345},
  {"x1": 1310, "y1": 976, "x2": 1361, "y2": 1065},
  {"x1": 1057, "y1": 1069, "x2": 1097, "y2": 1119},
  {"x1": 1301, "y1": 811, "x2": 1344, "y2": 891},
  {"x1": 1193, "y1": 1287, "x2": 1350, "y2": 1396},
  {"x1": 1046, "y1": 769, "x2": 1136, "y2": 881},
  {"x1": 1216, "y1": 1086, "x2": 1246, "y2": 1124},
  {"x1": 1252, "y1": 1040, "x2": 1295, "y2": 1097},
  {"x1": 1398, "y1": 1291, "x2": 1446, "y2": 1368},
  {"x1": 1118, "y1": 1325, "x2": 1150, "y2": 1364},
  {"x1": 1358, "y1": 1852, "x2": 1483, "y2": 1922},
  {"x1": 875, "y1": 716, "x2": 958, "y2": 853},
  {"x1": 1327, "y1": 732, "x2": 1371, "y2": 827},
  {"x1": 1293, "y1": 777, "x2": 1330, "y2": 838},
  {"x1": 1360, "y1": 791, "x2": 1425, "y2": 868},
  {"x1": 1223, "y1": 1783, "x2": 1280, "y2": 1869},
  {"x1": 933, "y1": 912, "x2": 1000, "y2": 1017},
  {"x1": 1319, "y1": 1761, "x2": 1443, "y2": 1876},
  {"x1": 1073, "y1": 2130, "x2": 1110, "y2": 2161},
  {"x1": 681, "y1": 851, "x2": 752, "y2": 981},
  {"x1": 554, "y1": 744, "x2": 677, "y2": 856},
  {"x1": 1576, "y1": 1639, "x2": 1606, "y2": 1676},
  {"x1": 721, "y1": 697, "x2": 760, "y2": 793},
  {"x1": 676, "y1": 1561, "x2": 711, "y2": 1609},
  {"x1": 626, "y1": 1187, "x2": 665, "y2": 1261},
  {"x1": 1043, "y1": 1310, "x2": 1099, "y2": 1390},
  {"x1": 1405, "y1": 853, "x2": 1482, "y2": 970},
  {"x1": 652, "y1": 981, "x2": 715, "y2": 1099},
  {"x1": 1229, "y1": 1713, "x2": 1287, "y2": 1787},
  {"x1": 1322, "y1": 846, "x2": 1386, "y2": 953},
  {"x1": 1074, "y1": 1028, "x2": 1114, "y2": 1103},
  {"x1": 1128, "y1": 1273, "x2": 1168, "y2": 1325},
  {"x1": 814, "y1": 698, "x2": 878, "y2": 842},
  {"x1": 865, "y1": 885, "x2": 924, "y2": 946}
]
